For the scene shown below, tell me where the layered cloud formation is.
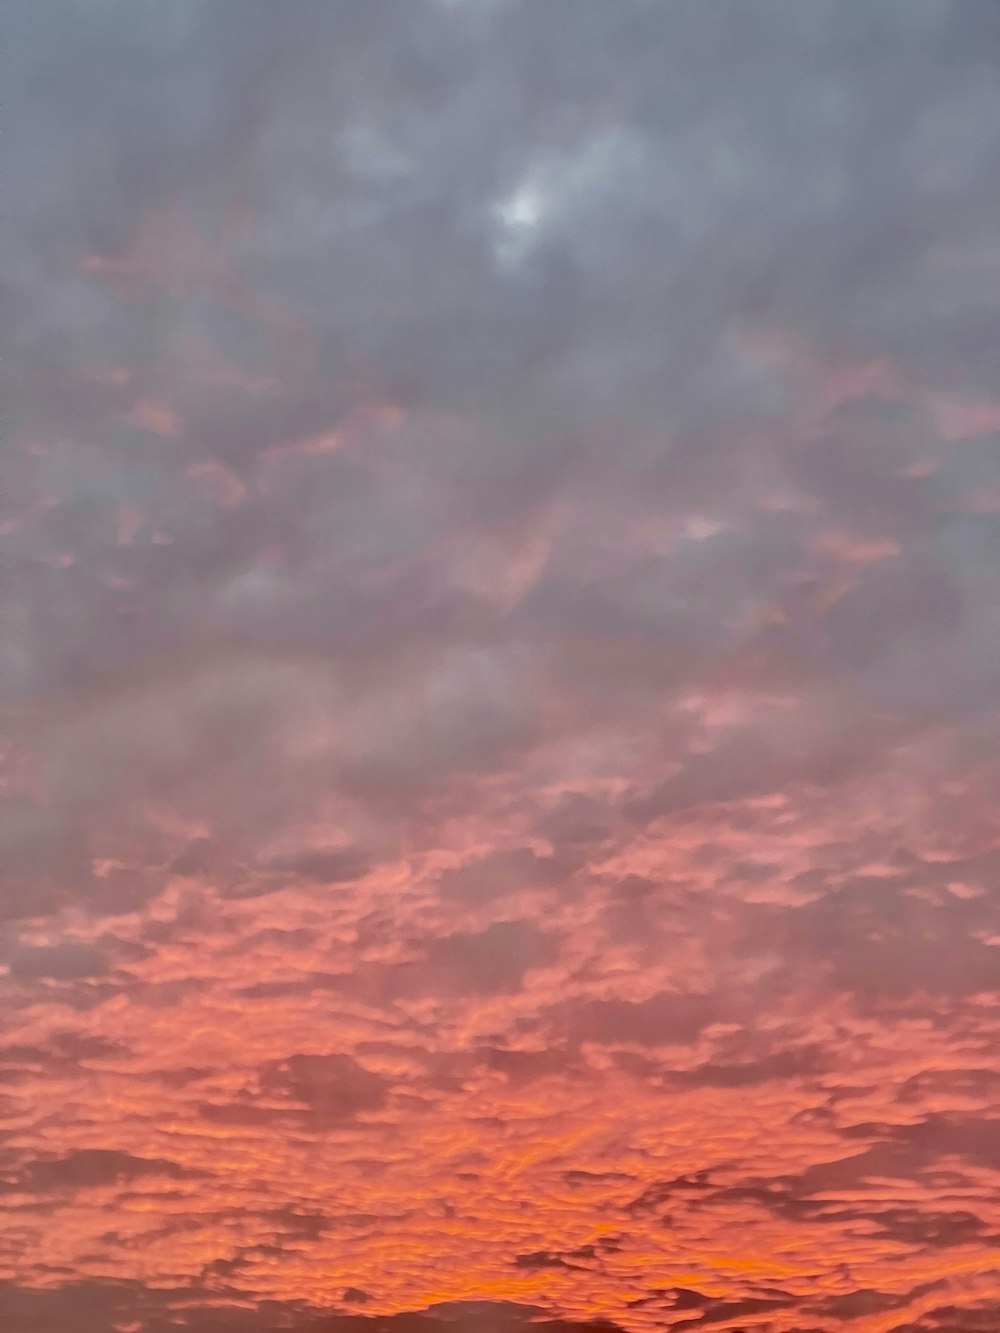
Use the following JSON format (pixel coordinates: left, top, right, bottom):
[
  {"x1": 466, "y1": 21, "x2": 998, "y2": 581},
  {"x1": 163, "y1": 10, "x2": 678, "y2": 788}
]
[{"x1": 3, "y1": 2, "x2": 999, "y2": 1331}]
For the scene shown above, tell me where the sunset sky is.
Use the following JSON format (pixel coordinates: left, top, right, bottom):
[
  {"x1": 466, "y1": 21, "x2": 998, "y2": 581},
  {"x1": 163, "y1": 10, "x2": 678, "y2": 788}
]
[{"x1": 3, "y1": 2, "x2": 1000, "y2": 1331}]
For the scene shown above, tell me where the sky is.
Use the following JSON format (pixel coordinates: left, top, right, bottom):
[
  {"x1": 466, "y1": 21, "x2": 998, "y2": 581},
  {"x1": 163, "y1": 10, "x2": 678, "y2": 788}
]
[{"x1": 2, "y1": 2, "x2": 1000, "y2": 1331}]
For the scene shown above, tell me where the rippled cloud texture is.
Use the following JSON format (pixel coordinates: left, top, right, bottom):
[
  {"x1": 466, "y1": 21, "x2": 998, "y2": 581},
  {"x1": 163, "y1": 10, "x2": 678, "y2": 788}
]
[{"x1": 4, "y1": 2, "x2": 1000, "y2": 1330}]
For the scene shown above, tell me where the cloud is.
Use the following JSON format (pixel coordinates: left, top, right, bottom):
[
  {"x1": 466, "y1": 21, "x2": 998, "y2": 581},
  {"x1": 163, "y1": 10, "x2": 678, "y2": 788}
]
[
  {"x1": 436, "y1": 848, "x2": 568, "y2": 905},
  {"x1": 0, "y1": 1283, "x2": 629, "y2": 1333},
  {"x1": 6, "y1": 942, "x2": 110, "y2": 982},
  {"x1": 554, "y1": 991, "x2": 715, "y2": 1049},
  {"x1": 260, "y1": 1053, "x2": 389, "y2": 1121},
  {"x1": 5, "y1": 1, "x2": 999, "y2": 1330},
  {"x1": 4, "y1": 1150, "x2": 192, "y2": 1195}
]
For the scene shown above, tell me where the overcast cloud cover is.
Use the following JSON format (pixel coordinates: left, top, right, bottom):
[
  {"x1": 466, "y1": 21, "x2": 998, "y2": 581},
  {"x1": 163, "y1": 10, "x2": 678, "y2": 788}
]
[{"x1": 3, "y1": 2, "x2": 1000, "y2": 1330}]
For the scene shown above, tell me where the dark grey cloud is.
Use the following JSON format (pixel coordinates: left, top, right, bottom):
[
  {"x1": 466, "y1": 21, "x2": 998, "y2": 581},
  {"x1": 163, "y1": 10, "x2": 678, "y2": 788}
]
[
  {"x1": 0, "y1": 1282, "x2": 628, "y2": 1333},
  {"x1": 436, "y1": 847, "x2": 569, "y2": 905},
  {"x1": 260, "y1": 1053, "x2": 389, "y2": 1121},
  {"x1": 554, "y1": 991, "x2": 715, "y2": 1049},
  {"x1": 421, "y1": 919, "x2": 552, "y2": 996},
  {"x1": 198, "y1": 1053, "x2": 390, "y2": 1132},
  {"x1": 887, "y1": 1303, "x2": 1000, "y2": 1333},
  {"x1": 6, "y1": 0, "x2": 999, "y2": 883},
  {"x1": 3, "y1": 1149, "x2": 192, "y2": 1196},
  {"x1": 664, "y1": 1045, "x2": 824, "y2": 1090},
  {"x1": 697, "y1": 1113, "x2": 1000, "y2": 1239},
  {"x1": 0, "y1": 1032, "x2": 126, "y2": 1080},
  {"x1": 6, "y1": 942, "x2": 109, "y2": 982}
]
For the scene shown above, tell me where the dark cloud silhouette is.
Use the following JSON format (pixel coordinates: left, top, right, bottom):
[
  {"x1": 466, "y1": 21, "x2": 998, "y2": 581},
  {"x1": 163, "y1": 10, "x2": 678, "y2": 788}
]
[
  {"x1": 421, "y1": 919, "x2": 552, "y2": 996},
  {"x1": 4, "y1": 1150, "x2": 192, "y2": 1195},
  {"x1": 556, "y1": 991, "x2": 715, "y2": 1049},
  {"x1": 6, "y1": 942, "x2": 109, "y2": 982},
  {"x1": 260, "y1": 1053, "x2": 389, "y2": 1121},
  {"x1": 436, "y1": 847, "x2": 568, "y2": 904},
  {"x1": 0, "y1": 1283, "x2": 628, "y2": 1333}
]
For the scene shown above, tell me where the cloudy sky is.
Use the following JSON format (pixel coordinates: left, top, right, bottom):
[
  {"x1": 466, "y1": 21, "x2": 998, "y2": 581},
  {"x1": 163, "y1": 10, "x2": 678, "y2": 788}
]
[{"x1": 3, "y1": 2, "x2": 1000, "y2": 1330}]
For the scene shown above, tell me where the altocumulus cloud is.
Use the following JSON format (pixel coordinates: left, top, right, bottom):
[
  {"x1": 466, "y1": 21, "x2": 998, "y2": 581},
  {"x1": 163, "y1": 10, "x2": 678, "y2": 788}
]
[{"x1": 2, "y1": 1, "x2": 999, "y2": 1331}]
